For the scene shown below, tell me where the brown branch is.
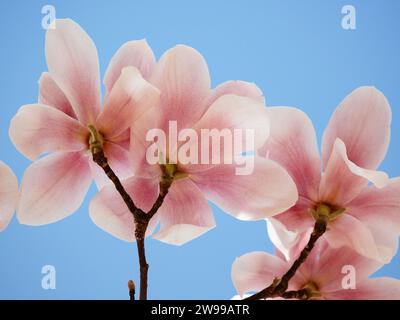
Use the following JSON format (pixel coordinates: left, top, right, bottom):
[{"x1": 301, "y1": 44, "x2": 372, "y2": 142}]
[
  {"x1": 91, "y1": 146, "x2": 173, "y2": 300},
  {"x1": 245, "y1": 216, "x2": 328, "y2": 300},
  {"x1": 135, "y1": 219, "x2": 149, "y2": 300},
  {"x1": 92, "y1": 150, "x2": 145, "y2": 219}
]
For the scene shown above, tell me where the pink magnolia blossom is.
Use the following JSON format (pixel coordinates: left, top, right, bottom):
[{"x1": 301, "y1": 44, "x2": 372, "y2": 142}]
[
  {"x1": 261, "y1": 87, "x2": 399, "y2": 263},
  {"x1": 9, "y1": 19, "x2": 160, "y2": 225},
  {"x1": 89, "y1": 44, "x2": 298, "y2": 245},
  {"x1": 0, "y1": 161, "x2": 18, "y2": 231},
  {"x1": 232, "y1": 239, "x2": 400, "y2": 300}
]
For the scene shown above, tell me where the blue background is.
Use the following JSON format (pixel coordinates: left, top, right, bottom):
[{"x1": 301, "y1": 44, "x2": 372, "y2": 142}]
[{"x1": 0, "y1": 0, "x2": 399, "y2": 299}]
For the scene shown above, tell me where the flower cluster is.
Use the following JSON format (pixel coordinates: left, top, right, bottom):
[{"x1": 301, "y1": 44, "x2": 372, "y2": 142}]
[{"x1": 1, "y1": 19, "x2": 399, "y2": 300}]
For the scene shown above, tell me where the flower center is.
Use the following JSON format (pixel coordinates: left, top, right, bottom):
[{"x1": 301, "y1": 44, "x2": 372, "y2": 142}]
[
  {"x1": 160, "y1": 162, "x2": 188, "y2": 181},
  {"x1": 88, "y1": 125, "x2": 104, "y2": 154},
  {"x1": 310, "y1": 203, "x2": 345, "y2": 222},
  {"x1": 301, "y1": 282, "x2": 321, "y2": 300}
]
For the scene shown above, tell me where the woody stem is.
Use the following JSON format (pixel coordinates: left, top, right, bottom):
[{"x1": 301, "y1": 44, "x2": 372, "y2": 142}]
[
  {"x1": 245, "y1": 216, "x2": 328, "y2": 300},
  {"x1": 89, "y1": 127, "x2": 172, "y2": 300}
]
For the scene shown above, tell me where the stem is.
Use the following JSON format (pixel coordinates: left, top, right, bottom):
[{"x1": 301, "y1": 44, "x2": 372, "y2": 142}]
[
  {"x1": 92, "y1": 149, "x2": 145, "y2": 220},
  {"x1": 245, "y1": 216, "x2": 328, "y2": 300},
  {"x1": 91, "y1": 143, "x2": 173, "y2": 300},
  {"x1": 135, "y1": 219, "x2": 149, "y2": 300}
]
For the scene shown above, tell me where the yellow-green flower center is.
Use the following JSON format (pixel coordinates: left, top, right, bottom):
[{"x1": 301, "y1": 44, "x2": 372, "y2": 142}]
[
  {"x1": 311, "y1": 203, "x2": 345, "y2": 222},
  {"x1": 88, "y1": 125, "x2": 104, "y2": 154}
]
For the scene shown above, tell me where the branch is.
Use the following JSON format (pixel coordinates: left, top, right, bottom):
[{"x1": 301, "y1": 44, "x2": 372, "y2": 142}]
[
  {"x1": 92, "y1": 149, "x2": 145, "y2": 220},
  {"x1": 89, "y1": 127, "x2": 173, "y2": 300},
  {"x1": 245, "y1": 216, "x2": 328, "y2": 300}
]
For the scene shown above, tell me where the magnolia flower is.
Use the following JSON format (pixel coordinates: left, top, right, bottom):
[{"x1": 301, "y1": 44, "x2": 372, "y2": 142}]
[
  {"x1": 9, "y1": 19, "x2": 160, "y2": 225},
  {"x1": 232, "y1": 240, "x2": 400, "y2": 300},
  {"x1": 0, "y1": 161, "x2": 18, "y2": 231},
  {"x1": 89, "y1": 43, "x2": 298, "y2": 245},
  {"x1": 262, "y1": 87, "x2": 399, "y2": 262}
]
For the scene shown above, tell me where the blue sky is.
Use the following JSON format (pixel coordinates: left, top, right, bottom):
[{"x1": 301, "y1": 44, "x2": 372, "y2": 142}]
[{"x1": 0, "y1": 0, "x2": 399, "y2": 299}]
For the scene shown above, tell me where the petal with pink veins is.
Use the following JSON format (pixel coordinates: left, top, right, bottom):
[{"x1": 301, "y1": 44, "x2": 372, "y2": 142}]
[
  {"x1": 231, "y1": 251, "x2": 287, "y2": 296},
  {"x1": 130, "y1": 104, "x2": 163, "y2": 179},
  {"x1": 38, "y1": 72, "x2": 77, "y2": 118},
  {"x1": 180, "y1": 94, "x2": 270, "y2": 174},
  {"x1": 190, "y1": 157, "x2": 298, "y2": 220},
  {"x1": 322, "y1": 86, "x2": 391, "y2": 170},
  {"x1": 325, "y1": 278, "x2": 400, "y2": 300},
  {"x1": 96, "y1": 66, "x2": 160, "y2": 140},
  {"x1": 308, "y1": 242, "x2": 383, "y2": 293},
  {"x1": 273, "y1": 196, "x2": 315, "y2": 233},
  {"x1": 346, "y1": 178, "x2": 400, "y2": 263},
  {"x1": 208, "y1": 80, "x2": 265, "y2": 105},
  {"x1": 17, "y1": 152, "x2": 92, "y2": 225},
  {"x1": 260, "y1": 107, "x2": 321, "y2": 201},
  {"x1": 150, "y1": 45, "x2": 211, "y2": 130},
  {"x1": 0, "y1": 161, "x2": 18, "y2": 231},
  {"x1": 324, "y1": 213, "x2": 383, "y2": 262},
  {"x1": 45, "y1": 19, "x2": 101, "y2": 125},
  {"x1": 153, "y1": 178, "x2": 216, "y2": 246},
  {"x1": 9, "y1": 104, "x2": 88, "y2": 161},
  {"x1": 319, "y1": 138, "x2": 388, "y2": 205},
  {"x1": 89, "y1": 176, "x2": 159, "y2": 242},
  {"x1": 104, "y1": 39, "x2": 156, "y2": 93}
]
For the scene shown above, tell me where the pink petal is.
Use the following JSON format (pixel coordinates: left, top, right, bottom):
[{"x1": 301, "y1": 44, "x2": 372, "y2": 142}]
[
  {"x1": 208, "y1": 80, "x2": 265, "y2": 105},
  {"x1": 324, "y1": 213, "x2": 383, "y2": 261},
  {"x1": 273, "y1": 196, "x2": 315, "y2": 233},
  {"x1": 104, "y1": 39, "x2": 156, "y2": 93},
  {"x1": 231, "y1": 251, "x2": 287, "y2": 296},
  {"x1": 152, "y1": 178, "x2": 216, "y2": 245},
  {"x1": 45, "y1": 19, "x2": 101, "y2": 125},
  {"x1": 180, "y1": 94, "x2": 270, "y2": 174},
  {"x1": 38, "y1": 72, "x2": 77, "y2": 119},
  {"x1": 130, "y1": 104, "x2": 163, "y2": 179},
  {"x1": 0, "y1": 161, "x2": 18, "y2": 231},
  {"x1": 190, "y1": 157, "x2": 298, "y2": 220},
  {"x1": 150, "y1": 45, "x2": 211, "y2": 130},
  {"x1": 267, "y1": 218, "x2": 298, "y2": 261},
  {"x1": 96, "y1": 66, "x2": 160, "y2": 140},
  {"x1": 322, "y1": 87, "x2": 391, "y2": 170},
  {"x1": 89, "y1": 176, "x2": 159, "y2": 242},
  {"x1": 90, "y1": 141, "x2": 134, "y2": 189},
  {"x1": 268, "y1": 218, "x2": 313, "y2": 262},
  {"x1": 310, "y1": 242, "x2": 382, "y2": 293},
  {"x1": 319, "y1": 138, "x2": 388, "y2": 205},
  {"x1": 9, "y1": 104, "x2": 88, "y2": 161},
  {"x1": 326, "y1": 278, "x2": 400, "y2": 300},
  {"x1": 260, "y1": 107, "x2": 321, "y2": 201},
  {"x1": 17, "y1": 152, "x2": 92, "y2": 225},
  {"x1": 346, "y1": 178, "x2": 400, "y2": 263}
]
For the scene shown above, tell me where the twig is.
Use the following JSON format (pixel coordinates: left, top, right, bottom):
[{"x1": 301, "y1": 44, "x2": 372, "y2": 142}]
[
  {"x1": 128, "y1": 280, "x2": 136, "y2": 301},
  {"x1": 92, "y1": 149, "x2": 145, "y2": 220},
  {"x1": 245, "y1": 216, "x2": 328, "y2": 300},
  {"x1": 89, "y1": 126, "x2": 173, "y2": 300}
]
